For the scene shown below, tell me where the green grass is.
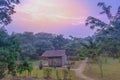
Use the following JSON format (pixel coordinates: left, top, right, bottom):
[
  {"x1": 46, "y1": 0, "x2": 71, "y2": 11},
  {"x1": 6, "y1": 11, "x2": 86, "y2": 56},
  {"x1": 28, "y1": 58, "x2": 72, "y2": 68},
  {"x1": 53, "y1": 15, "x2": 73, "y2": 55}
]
[
  {"x1": 84, "y1": 57, "x2": 120, "y2": 80},
  {"x1": 19, "y1": 68, "x2": 62, "y2": 79},
  {"x1": 17, "y1": 60, "x2": 82, "y2": 80},
  {"x1": 18, "y1": 68, "x2": 81, "y2": 80}
]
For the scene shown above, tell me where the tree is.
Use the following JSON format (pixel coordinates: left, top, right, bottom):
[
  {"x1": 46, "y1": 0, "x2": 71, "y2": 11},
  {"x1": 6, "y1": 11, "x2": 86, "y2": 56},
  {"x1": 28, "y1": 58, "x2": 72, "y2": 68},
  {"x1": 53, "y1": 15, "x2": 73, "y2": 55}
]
[
  {"x1": 0, "y1": 27, "x2": 9, "y2": 47},
  {"x1": 15, "y1": 32, "x2": 56, "y2": 60},
  {"x1": 86, "y1": 2, "x2": 120, "y2": 33},
  {"x1": 34, "y1": 40, "x2": 54, "y2": 56},
  {"x1": 0, "y1": 28, "x2": 21, "y2": 78},
  {"x1": 79, "y1": 37, "x2": 102, "y2": 59},
  {"x1": 86, "y1": 2, "x2": 120, "y2": 61},
  {"x1": 51, "y1": 35, "x2": 68, "y2": 50},
  {"x1": 0, "y1": 1, "x2": 20, "y2": 76},
  {"x1": 17, "y1": 58, "x2": 33, "y2": 76},
  {"x1": 85, "y1": 2, "x2": 120, "y2": 79},
  {"x1": 7, "y1": 33, "x2": 20, "y2": 76},
  {"x1": 64, "y1": 37, "x2": 82, "y2": 56},
  {"x1": 79, "y1": 37, "x2": 104, "y2": 80},
  {"x1": 0, "y1": 0, "x2": 20, "y2": 26}
]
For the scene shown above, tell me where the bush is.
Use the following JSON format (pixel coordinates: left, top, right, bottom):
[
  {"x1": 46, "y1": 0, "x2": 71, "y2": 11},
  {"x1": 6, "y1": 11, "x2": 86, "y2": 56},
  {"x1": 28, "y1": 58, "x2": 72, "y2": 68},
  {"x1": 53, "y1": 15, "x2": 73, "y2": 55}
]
[{"x1": 17, "y1": 58, "x2": 33, "y2": 76}]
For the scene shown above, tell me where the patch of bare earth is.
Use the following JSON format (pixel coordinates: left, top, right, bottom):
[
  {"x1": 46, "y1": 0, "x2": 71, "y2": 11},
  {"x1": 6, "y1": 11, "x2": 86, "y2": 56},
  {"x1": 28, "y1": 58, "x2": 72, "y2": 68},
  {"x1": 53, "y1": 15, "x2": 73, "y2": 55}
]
[{"x1": 73, "y1": 58, "x2": 94, "y2": 80}]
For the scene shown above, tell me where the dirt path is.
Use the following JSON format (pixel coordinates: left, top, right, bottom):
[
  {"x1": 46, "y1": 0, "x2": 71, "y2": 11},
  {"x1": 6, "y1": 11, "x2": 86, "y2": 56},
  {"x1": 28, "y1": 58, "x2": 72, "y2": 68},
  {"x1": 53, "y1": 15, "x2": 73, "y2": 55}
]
[{"x1": 73, "y1": 58, "x2": 94, "y2": 80}]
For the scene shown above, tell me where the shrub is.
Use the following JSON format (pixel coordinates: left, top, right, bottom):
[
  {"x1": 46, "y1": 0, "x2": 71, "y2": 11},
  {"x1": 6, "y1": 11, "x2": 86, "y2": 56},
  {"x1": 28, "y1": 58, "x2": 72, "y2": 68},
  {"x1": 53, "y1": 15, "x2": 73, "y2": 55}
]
[
  {"x1": 67, "y1": 65, "x2": 71, "y2": 71},
  {"x1": 56, "y1": 69, "x2": 61, "y2": 80},
  {"x1": 67, "y1": 70, "x2": 72, "y2": 80},
  {"x1": 0, "y1": 63, "x2": 7, "y2": 79},
  {"x1": 63, "y1": 69, "x2": 71, "y2": 80},
  {"x1": 17, "y1": 58, "x2": 33, "y2": 76},
  {"x1": 43, "y1": 67, "x2": 52, "y2": 79},
  {"x1": 63, "y1": 69, "x2": 68, "y2": 80}
]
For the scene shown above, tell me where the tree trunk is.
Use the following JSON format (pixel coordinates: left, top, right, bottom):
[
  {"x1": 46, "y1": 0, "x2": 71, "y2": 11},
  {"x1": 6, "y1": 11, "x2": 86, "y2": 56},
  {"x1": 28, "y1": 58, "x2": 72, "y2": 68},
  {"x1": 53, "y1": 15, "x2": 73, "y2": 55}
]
[
  {"x1": 98, "y1": 58, "x2": 103, "y2": 80},
  {"x1": 104, "y1": 56, "x2": 108, "y2": 64},
  {"x1": 119, "y1": 57, "x2": 120, "y2": 63},
  {"x1": 63, "y1": 70, "x2": 67, "y2": 80}
]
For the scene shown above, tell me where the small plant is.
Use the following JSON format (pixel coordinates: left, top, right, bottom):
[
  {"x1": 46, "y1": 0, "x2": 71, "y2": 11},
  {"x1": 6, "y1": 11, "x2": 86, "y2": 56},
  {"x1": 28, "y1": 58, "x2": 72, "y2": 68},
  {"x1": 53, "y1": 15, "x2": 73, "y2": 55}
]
[
  {"x1": 63, "y1": 69, "x2": 68, "y2": 80},
  {"x1": 39, "y1": 61, "x2": 43, "y2": 70},
  {"x1": 63, "y1": 69, "x2": 71, "y2": 80},
  {"x1": 56, "y1": 69, "x2": 61, "y2": 80},
  {"x1": 0, "y1": 63, "x2": 7, "y2": 79},
  {"x1": 53, "y1": 59, "x2": 57, "y2": 69},
  {"x1": 43, "y1": 67, "x2": 52, "y2": 79},
  {"x1": 17, "y1": 64, "x2": 24, "y2": 75},
  {"x1": 27, "y1": 63, "x2": 33, "y2": 76},
  {"x1": 67, "y1": 69, "x2": 72, "y2": 80},
  {"x1": 8, "y1": 61, "x2": 17, "y2": 76},
  {"x1": 17, "y1": 58, "x2": 33, "y2": 76},
  {"x1": 67, "y1": 65, "x2": 71, "y2": 71}
]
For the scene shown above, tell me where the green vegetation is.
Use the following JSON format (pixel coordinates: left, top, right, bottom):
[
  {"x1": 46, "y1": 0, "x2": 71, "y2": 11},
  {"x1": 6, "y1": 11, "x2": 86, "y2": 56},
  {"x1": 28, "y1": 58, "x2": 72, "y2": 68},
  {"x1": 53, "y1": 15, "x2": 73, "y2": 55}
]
[
  {"x1": 84, "y1": 58, "x2": 120, "y2": 80},
  {"x1": 16, "y1": 60, "x2": 81, "y2": 80},
  {"x1": 17, "y1": 58, "x2": 33, "y2": 76},
  {"x1": 0, "y1": 27, "x2": 21, "y2": 79},
  {"x1": 18, "y1": 67, "x2": 73, "y2": 80},
  {"x1": 15, "y1": 32, "x2": 82, "y2": 60},
  {"x1": 84, "y1": 2, "x2": 120, "y2": 80}
]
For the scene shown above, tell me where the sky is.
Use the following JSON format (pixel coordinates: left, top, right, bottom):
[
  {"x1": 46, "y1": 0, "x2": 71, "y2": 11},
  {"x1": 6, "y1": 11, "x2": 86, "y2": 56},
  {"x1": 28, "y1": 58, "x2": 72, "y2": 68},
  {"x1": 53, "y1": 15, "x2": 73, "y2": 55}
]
[{"x1": 7, "y1": 0, "x2": 120, "y2": 38}]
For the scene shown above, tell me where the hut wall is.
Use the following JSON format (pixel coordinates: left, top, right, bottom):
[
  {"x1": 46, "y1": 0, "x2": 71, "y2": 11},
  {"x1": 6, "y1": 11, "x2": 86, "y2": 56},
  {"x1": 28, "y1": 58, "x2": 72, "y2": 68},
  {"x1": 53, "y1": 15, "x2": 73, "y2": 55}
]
[
  {"x1": 48, "y1": 57, "x2": 62, "y2": 67},
  {"x1": 62, "y1": 55, "x2": 67, "y2": 66}
]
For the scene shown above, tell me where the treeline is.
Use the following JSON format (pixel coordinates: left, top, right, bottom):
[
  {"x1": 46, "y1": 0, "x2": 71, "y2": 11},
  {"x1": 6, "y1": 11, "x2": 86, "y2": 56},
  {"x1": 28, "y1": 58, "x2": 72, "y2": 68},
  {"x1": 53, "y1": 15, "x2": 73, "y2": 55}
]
[
  {"x1": 15, "y1": 32, "x2": 84, "y2": 60},
  {"x1": 0, "y1": 27, "x2": 85, "y2": 60}
]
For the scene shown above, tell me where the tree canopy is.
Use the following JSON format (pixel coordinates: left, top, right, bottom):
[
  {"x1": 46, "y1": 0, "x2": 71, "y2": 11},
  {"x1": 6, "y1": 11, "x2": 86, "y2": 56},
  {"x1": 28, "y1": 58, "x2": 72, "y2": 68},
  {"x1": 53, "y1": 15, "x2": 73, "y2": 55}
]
[{"x1": 0, "y1": 0, "x2": 20, "y2": 26}]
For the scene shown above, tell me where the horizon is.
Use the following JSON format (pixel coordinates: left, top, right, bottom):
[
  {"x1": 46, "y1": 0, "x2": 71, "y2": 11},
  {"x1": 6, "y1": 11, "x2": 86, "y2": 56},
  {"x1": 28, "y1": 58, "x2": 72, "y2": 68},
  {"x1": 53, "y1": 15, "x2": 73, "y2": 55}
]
[{"x1": 6, "y1": 0, "x2": 120, "y2": 38}]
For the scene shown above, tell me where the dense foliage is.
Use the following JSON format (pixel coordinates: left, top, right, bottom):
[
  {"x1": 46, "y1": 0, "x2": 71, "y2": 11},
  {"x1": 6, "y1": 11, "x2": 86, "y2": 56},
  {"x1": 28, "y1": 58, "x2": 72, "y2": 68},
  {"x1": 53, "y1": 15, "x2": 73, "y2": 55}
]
[
  {"x1": 86, "y1": 2, "x2": 120, "y2": 58},
  {"x1": 12, "y1": 32, "x2": 84, "y2": 60},
  {"x1": 0, "y1": 27, "x2": 20, "y2": 78}
]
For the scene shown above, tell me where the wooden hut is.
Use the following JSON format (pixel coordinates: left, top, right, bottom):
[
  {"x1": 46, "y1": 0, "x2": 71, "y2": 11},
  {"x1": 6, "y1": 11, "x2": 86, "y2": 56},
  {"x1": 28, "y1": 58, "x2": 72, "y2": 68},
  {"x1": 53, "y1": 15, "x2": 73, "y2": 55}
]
[{"x1": 42, "y1": 50, "x2": 67, "y2": 67}]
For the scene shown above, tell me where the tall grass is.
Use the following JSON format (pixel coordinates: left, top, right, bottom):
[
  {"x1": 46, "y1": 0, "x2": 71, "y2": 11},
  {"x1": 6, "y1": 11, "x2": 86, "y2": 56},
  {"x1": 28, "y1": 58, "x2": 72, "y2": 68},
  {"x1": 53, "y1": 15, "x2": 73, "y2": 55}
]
[{"x1": 84, "y1": 57, "x2": 120, "y2": 80}]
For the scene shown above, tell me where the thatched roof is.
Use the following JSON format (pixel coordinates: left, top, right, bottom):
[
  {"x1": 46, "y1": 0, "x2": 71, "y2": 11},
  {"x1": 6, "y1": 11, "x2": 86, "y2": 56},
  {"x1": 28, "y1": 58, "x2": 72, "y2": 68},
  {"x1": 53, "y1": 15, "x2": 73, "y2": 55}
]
[{"x1": 42, "y1": 50, "x2": 66, "y2": 57}]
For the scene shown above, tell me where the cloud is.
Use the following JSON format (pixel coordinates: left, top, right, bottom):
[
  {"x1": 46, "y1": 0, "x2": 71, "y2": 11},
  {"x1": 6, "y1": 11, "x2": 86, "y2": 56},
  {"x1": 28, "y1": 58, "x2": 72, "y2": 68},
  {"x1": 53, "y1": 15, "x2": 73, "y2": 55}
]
[
  {"x1": 8, "y1": 0, "x2": 91, "y2": 37},
  {"x1": 15, "y1": 0, "x2": 88, "y2": 25}
]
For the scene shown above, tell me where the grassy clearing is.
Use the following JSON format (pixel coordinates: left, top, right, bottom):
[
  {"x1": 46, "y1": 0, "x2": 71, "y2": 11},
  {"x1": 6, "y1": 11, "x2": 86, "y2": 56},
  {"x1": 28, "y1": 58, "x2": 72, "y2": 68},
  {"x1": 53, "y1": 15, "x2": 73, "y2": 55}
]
[{"x1": 84, "y1": 57, "x2": 120, "y2": 80}]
